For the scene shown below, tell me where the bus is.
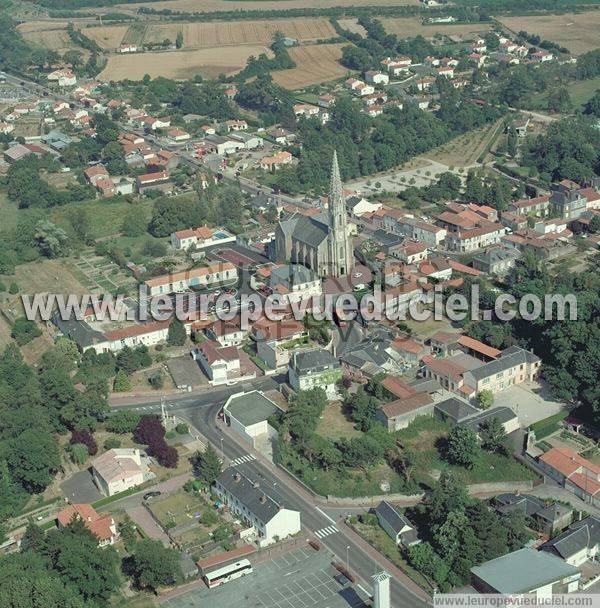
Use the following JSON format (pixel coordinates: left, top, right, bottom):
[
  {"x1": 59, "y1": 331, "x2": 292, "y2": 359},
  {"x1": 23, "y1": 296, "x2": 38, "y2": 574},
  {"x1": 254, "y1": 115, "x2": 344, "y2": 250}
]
[{"x1": 202, "y1": 559, "x2": 253, "y2": 589}]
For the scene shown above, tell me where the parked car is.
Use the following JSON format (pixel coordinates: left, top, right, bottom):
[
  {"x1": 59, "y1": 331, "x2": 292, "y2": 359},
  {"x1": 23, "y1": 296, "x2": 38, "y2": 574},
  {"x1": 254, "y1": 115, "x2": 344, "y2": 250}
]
[{"x1": 143, "y1": 491, "x2": 161, "y2": 500}]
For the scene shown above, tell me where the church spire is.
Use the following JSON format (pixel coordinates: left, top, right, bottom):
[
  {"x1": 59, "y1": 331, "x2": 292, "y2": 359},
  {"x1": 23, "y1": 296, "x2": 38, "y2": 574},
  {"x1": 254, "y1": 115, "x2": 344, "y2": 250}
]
[{"x1": 329, "y1": 150, "x2": 342, "y2": 206}]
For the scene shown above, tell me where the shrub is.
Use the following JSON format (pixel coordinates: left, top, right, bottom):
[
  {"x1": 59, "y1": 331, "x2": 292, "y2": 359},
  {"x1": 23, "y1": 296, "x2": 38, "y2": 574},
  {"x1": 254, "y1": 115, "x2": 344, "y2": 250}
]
[
  {"x1": 175, "y1": 423, "x2": 188, "y2": 435},
  {"x1": 104, "y1": 437, "x2": 121, "y2": 450},
  {"x1": 70, "y1": 429, "x2": 98, "y2": 455}
]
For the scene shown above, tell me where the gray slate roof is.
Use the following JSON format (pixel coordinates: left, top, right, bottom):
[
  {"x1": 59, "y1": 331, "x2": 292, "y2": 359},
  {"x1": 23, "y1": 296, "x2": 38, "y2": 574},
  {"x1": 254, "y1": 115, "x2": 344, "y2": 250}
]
[
  {"x1": 225, "y1": 391, "x2": 280, "y2": 427},
  {"x1": 291, "y1": 348, "x2": 339, "y2": 373},
  {"x1": 215, "y1": 466, "x2": 285, "y2": 525},
  {"x1": 471, "y1": 548, "x2": 580, "y2": 594},
  {"x1": 465, "y1": 406, "x2": 518, "y2": 434},
  {"x1": 374, "y1": 500, "x2": 414, "y2": 535},
  {"x1": 270, "y1": 264, "x2": 317, "y2": 288},
  {"x1": 293, "y1": 215, "x2": 329, "y2": 248},
  {"x1": 494, "y1": 493, "x2": 545, "y2": 517},
  {"x1": 434, "y1": 397, "x2": 479, "y2": 423},
  {"x1": 542, "y1": 516, "x2": 600, "y2": 560},
  {"x1": 467, "y1": 347, "x2": 540, "y2": 382}
]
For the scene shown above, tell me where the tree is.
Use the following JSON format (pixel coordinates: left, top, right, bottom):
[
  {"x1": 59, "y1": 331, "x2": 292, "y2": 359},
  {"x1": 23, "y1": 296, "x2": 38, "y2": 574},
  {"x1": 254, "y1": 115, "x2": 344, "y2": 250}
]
[
  {"x1": 42, "y1": 519, "x2": 120, "y2": 604},
  {"x1": 194, "y1": 443, "x2": 222, "y2": 486},
  {"x1": 113, "y1": 369, "x2": 131, "y2": 392},
  {"x1": 133, "y1": 417, "x2": 165, "y2": 446},
  {"x1": 130, "y1": 539, "x2": 181, "y2": 591},
  {"x1": 151, "y1": 440, "x2": 178, "y2": 468},
  {"x1": 547, "y1": 87, "x2": 572, "y2": 113},
  {"x1": 68, "y1": 207, "x2": 92, "y2": 244},
  {"x1": 35, "y1": 220, "x2": 70, "y2": 258},
  {"x1": 11, "y1": 317, "x2": 42, "y2": 345},
  {"x1": 475, "y1": 389, "x2": 494, "y2": 410},
  {"x1": 68, "y1": 443, "x2": 89, "y2": 464},
  {"x1": 391, "y1": 445, "x2": 417, "y2": 485},
  {"x1": 446, "y1": 426, "x2": 480, "y2": 469},
  {"x1": 507, "y1": 128, "x2": 518, "y2": 158},
  {"x1": 407, "y1": 542, "x2": 449, "y2": 586},
  {"x1": 175, "y1": 31, "x2": 183, "y2": 49},
  {"x1": 21, "y1": 520, "x2": 45, "y2": 553},
  {"x1": 583, "y1": 89, "x2": 600, "y2": 117},
  {"x1": 70, "y1": 429, "x2": 97, "y2": 455},
  {"x1": 167, "y1": 319, "x2": 187, "y2": 346},
  {"x1": 8, "y1": 428, "x2": 61, "y2": 493},
  {"x1": 480, "y1": 416, "x2": 507, "y2": 453}
]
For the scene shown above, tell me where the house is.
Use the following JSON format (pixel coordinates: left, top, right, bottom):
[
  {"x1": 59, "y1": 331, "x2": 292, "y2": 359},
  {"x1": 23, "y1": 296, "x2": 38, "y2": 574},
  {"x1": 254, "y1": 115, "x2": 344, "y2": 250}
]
[
  {"x1": 193, "y1": 341, "x2": 240, "y2": 384},
  {"x1": 167, "y1": 127, "x2": 190, "y2": 142},
  {"x1": 91, "y1": 449, "x2": 147, "y2": 496},
  {"x1": 213, "y1": 467, "x2": 301, "y2": 547},
  {"x1": 0, "y1": 121, "x2": 14, "y2": 135},
  {"x1": 346, "y1": 196, "x2": 382, "y2": 219},
  {"x1": 538, "y1": 446, "x2": 600, "y2": 507},
  {"x1": 445, "y1": 223, "x2": 506, "y2": 253},
  {"x1": 462, "y1": 346, "x2": 541, "y2": 394},
  {"x1": 471, "y1": 246, "x2": 520, "y2": 277},
  {"x1": 293, "y1": 103, "x2": 320, "y2": 119},
  {"x1": 48, "y1": 69, "x2": 76, "y2": 87},
  {"x1": 415, "y1": 77, "x2": 435, "y2": 91},
  {"x1": 531, "y1": 50, "x2": 553, "y2": 63},
  {"x1": 3, "y1": 143, "x2": 37, "y2": 163},
  {"x1": 224, "y1": 119, "x2": 248, "y2": 131},
  {"x1": 288, "y1": 349, "x2": 342, "y2": 399},
  {"x1": 84, "y1": 164, "x2": 110, "y2": 186},
  {"x1": 374, "y1": 501, "x2": 420, "y2": 547},
  {"x1": 170, "y1": 226, "x2": 235, "y2": 251},
  {"x1": 136, "y1": 170, "x2": 171, "y2": 191},
  {"x1": 551, "y1": 181, "x2": 591, "y2": 219},
  {"x1": 119, "y1": 43, "x2": 137, "y2": 53},
  {"x1": 269, "y1": 264, "x2": 321, "y2": 305},
  {"x1": 392, "y1": 338, "x2": 428, "y2": 365},
  {"x1": 96, "y1": 176, "x2": 116, "y2": 199},
  {"x1": 57, "y1": 503, "x2": 119, "y2": 547},
  {"x1": 365, "y1": 70, "x2": 389, "y2": 85},
  {"x1": 464, "y1": 406, "x2": 520, "y2": 437},
  {"x1": 259, "y1": 151, "x2": 293, "y2": 172},
  {"x1": 470, "y1": 548, "x2": 580, "y2": 595},
  {"x1": 222, "y1": 390, "x2": 284, "y2": 448},
  {"x1": 144, "y1": 261, "x2": 237, "y2": 296},
  {"x1": 541, "y1": 516, "x2": 600, "y2": 567},
  {"x1": 380, "y1": 56, "x2": 412, "y2": 76},
  {"x1": 376, "y1": 392, "x2": 434, "y2": 431},
  {"x1": 509, "y1": 194, "x2": 551, "y2": 217},
  {"x1": 143, "y1": 116, "x2": 171, "y2": 131},
  {"x1": 253, "y1": 318, "x2": 308, "y2": 370},
  {"x1": 434, "y1": 397, "x2": 479, "y2": 425},
  {"x1": 207, "y1": 318, "x2": 247, "y2": 348},
  {"x1": 436, "y1": 66, "x2": 454, "y2": 78},
  {"x1": 494, "y1": 493, "x2": 573, "y2": 536}
]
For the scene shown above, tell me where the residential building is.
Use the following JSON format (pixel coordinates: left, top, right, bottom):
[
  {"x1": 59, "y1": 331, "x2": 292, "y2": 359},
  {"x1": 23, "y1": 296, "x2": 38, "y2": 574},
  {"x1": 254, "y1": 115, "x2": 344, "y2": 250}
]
[
  {"x1": 470, "y1": 548, "x2": 580, "y2": 595},
  {"x1": 213, "y1": 467, "x2": 301, "y2": 547},
  {"x1": 144, "y1": 262, "x2": 237, "y2": 296},
  {"x1": 119, "y1": 43, "x2": 137, "y2": 53},
  {"x1": 374, "y1": 501, "x2": 420, "y2": 547},
  {"x1": 462, "y1": 346, "x2": 541, "y2": 394},
  {"x1": 445, "y1": 223, "x2": 506, "y2": 253},
  {"x1": 464, "y1": 406, "x2": 520, "y2": 437},
  {"x1": 167, "y1": 127, "x2": 190, "y2": 142},
  {"x1": 269, "y1": 264, "x2": 322, "y2": 305},
  {"x1": 551, "y1": 181, "x2": 591, "y2": 219},
  {"x1": 207, "y1": 317, "x2": 247, "y2": 347},
  {"x1": 494, "y1": 493, "x2": 573, "y2": 536},
  {"x1": 193, "y1": 341, "x2": 240, "y2": 384},
  {"x1": 136, "y1": 170, "x2": 171, "y2": 191},
  {"x1": 541, "y1": 516, "x2": 600, "y2": 566},
  {"x1": 365, "y1": 70, "x2": 389, "y2": 85},
  {"x1": 57, "y1": 504, "x2": 119, "y2": 547},
  {"x1": 380, "y1": 56, "x2": 412, "y2": 76},
  {"x1": 91, "y1": 449, "x2": 147, "y2": 496},
  {"x1": 346, "y1": 196, "x2": 382, "y2": 219},
  {"x1": 471, "y1": 246, "x2": 520, "y2": 277},
  {"x1": 538, "y1": 446, "x2": 600, "y2": 507},
  {"x1": 259, "y1": 151, "x2": 293, "y2": 172},
  {"x1": 288, "y1": 348, "x2": 342, "y2": 399},
  {"x1": 531, "y1": 50, "x2": 553, "y2": 62},
  {"x1": 170, "y1": 226, "x2": 235, "y2": 251}
]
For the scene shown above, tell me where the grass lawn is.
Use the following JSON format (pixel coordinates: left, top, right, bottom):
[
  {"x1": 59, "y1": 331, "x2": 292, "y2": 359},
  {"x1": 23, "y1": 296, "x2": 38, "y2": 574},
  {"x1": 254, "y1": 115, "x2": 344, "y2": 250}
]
[
  {"x1": 397, "y1": 416, "x2": 536, "y2": 486},
  {"x1": 316, "y1": 401, "x2": 361, "y2": 441},
  {"x1": 149, "y1": 490, "x2": 208, "y2": 528},
  {"x1": 353, "y1": 521, "x2": 434, "y2": 593},
  {"x1": 567, "y1": 76, "x2": 600, "y2": 108},
  {"x1": 50, "y1": 197, "x2": 155, "y2": 240}
]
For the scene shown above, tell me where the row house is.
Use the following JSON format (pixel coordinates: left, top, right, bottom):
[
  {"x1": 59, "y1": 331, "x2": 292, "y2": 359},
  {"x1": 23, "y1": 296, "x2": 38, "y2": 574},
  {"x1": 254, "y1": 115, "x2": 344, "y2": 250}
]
[
  {"x1": 445, "y1": 222, "x2": 506, "y2": 253},
  {"x1": 144, "y1": 261, "x2": 237, "y2": 296},
  {"x1": 509, "y1": 194, "x2": 551, "y2": 217}
]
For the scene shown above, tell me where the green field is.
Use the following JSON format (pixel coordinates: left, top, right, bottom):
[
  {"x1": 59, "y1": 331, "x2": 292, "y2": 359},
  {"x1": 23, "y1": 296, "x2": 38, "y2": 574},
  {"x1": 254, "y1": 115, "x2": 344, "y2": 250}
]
[{"x1": 567, "y1": 76, "x2": 600, "y2": 107}]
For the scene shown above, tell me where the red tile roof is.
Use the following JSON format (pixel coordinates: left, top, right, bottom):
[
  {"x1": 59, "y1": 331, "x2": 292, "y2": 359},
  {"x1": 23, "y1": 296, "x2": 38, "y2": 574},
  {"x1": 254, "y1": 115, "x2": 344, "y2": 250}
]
[
  {"x1": 379, "y1": 393, "x2": 432, "y2": 418},
  {"x1": 456, "y1": 335, "x2": 501, "y2": 359}
]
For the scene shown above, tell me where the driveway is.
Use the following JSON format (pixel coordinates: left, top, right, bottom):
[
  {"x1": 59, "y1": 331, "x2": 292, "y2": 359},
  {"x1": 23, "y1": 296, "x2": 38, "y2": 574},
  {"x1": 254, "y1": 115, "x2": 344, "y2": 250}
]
[
  {"x1": 60, "y1": 469, "x2": 103, "y2": 503},
  {"x1": 496, "y1": 381, "x2": 566, "y2": 428}
]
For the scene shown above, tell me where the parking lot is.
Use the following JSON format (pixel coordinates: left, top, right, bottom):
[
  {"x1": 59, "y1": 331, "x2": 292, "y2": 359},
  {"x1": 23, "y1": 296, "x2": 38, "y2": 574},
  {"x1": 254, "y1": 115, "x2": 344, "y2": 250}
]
[{"x1": 162, "y1": 546, "x2": 369, "y2": 608}]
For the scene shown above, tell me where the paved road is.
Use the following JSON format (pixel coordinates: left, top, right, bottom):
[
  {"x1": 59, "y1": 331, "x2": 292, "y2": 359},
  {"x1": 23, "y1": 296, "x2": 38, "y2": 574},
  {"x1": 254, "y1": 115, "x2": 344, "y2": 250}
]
[{"x1": 112, "y1": 391, "x2": 429, "y2": 608}]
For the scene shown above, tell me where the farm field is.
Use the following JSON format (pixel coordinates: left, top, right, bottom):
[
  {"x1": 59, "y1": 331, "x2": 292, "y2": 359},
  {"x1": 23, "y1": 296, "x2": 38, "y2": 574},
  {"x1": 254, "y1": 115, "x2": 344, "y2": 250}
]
[
  {"x1": 143, "y1": 18, "x2": 337, "y2": 49},
  {"x1": 272, "y1": 43, "x2": 348, "y2": 89},
  {"x1": 83, "y1": 24, "x2": 131, "y2": 50},
  {"x1": 498, "y1": 12, "x2": 600, "y2": 55},
  {"x1": 17, "y1": 21, "x2": 81, "y2": 54},
  {"x1": 115, "y1": 0, "x2": 421, "y2": 13},
  {"x1": 381, "y1": 17, "x2": 491, "y2": 40},
  {"x1": 338, "y1": 18, "x2": 367, "y2": 37},
  {"x1": 98, "y1": 45, "x2": 271, "y2": 80}
]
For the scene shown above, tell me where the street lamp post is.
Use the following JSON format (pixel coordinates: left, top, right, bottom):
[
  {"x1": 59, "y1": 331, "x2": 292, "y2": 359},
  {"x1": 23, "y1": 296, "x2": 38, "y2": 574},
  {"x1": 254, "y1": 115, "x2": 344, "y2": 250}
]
[{"x1": 346, "y1": 546, "x2": 350, "y2": 572}]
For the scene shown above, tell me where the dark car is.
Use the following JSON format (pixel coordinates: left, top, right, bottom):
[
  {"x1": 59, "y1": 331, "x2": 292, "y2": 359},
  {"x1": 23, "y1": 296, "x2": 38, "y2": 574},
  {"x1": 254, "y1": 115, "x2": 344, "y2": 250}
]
[{"x1": 143, "y1": 491, "x2": 161, "y2": 500}]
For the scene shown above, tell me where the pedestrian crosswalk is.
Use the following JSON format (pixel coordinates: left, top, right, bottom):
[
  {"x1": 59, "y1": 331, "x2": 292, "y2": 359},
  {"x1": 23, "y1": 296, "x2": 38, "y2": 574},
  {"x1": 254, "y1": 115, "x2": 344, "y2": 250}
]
[
  {"x1": 314, "y1": 525, "x2": 339, "y2": 539},
  {"x1": 230, "y1": 454, "x2": 256, "y2": 467}
]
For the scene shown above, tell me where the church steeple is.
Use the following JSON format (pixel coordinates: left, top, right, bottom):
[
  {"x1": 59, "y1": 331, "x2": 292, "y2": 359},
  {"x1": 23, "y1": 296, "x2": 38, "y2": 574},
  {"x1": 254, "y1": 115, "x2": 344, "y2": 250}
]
[{"x1": 329, "y1": 149, "x2": 342, "y2": 206}]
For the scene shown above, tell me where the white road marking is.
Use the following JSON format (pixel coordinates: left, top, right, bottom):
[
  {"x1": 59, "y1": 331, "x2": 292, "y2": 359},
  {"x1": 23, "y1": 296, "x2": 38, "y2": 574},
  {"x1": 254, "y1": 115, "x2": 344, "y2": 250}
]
[
  {"x1": 314, "y1": 525, "x2": 338, "y2": 539},
  {"x1": 315, "y1": 506, "x2": 336, "y2": 525}
]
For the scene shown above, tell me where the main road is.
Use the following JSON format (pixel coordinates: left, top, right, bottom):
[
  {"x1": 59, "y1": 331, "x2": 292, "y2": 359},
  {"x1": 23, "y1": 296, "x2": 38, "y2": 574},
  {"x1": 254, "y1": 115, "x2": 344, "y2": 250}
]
[{"x1": 112, "y1": 386, "x2": 429, "y2": 608}]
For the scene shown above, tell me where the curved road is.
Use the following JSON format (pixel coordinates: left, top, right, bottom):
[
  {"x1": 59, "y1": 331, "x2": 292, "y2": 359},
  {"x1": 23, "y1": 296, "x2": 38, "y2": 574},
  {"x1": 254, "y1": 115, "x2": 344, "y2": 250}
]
[{"x1": 113, "y1": 386, "x2": 429, "y2": 608}]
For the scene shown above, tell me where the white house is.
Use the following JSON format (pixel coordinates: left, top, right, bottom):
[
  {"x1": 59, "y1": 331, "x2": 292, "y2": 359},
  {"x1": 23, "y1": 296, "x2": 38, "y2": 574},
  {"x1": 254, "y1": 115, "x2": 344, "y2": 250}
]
[
  {"x1": 193, "y1": 341, "x2": 240, "y2": 385},
  {"x1": 119, "y1": 43, "x2": 138, "y2": 53},
  {"x1": 365, "y1": 70, "x2": 389, "y2": 85},
  {"x1": 144, "y1": 261, "x2": 238, "y2": 296},
  {"x1": 170, "y1": 225, "x2": 236, "y2": 251},
  {"x1": 213, "y1": 467, "x2": 301, "y2": 547},
  {"x1": 91, "y1": 449, "x2": 147, "y2": 496}
]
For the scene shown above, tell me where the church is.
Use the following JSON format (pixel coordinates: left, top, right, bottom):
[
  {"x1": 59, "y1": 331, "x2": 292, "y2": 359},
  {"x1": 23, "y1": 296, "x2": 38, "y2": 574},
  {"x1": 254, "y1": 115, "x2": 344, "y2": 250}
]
[{"x1": 274, "y1": 151, "x2": 354, "y2": 278}]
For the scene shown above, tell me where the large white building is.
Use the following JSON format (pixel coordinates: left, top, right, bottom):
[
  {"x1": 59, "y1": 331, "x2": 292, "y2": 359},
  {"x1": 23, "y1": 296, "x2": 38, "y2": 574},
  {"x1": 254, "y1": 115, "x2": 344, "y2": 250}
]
[
  {"x1": 213, "y1": 467, "x2": 301, "y2": 547},
  {"x1": 144, "y1": 261, "x2": 237, "y2": 296}
]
